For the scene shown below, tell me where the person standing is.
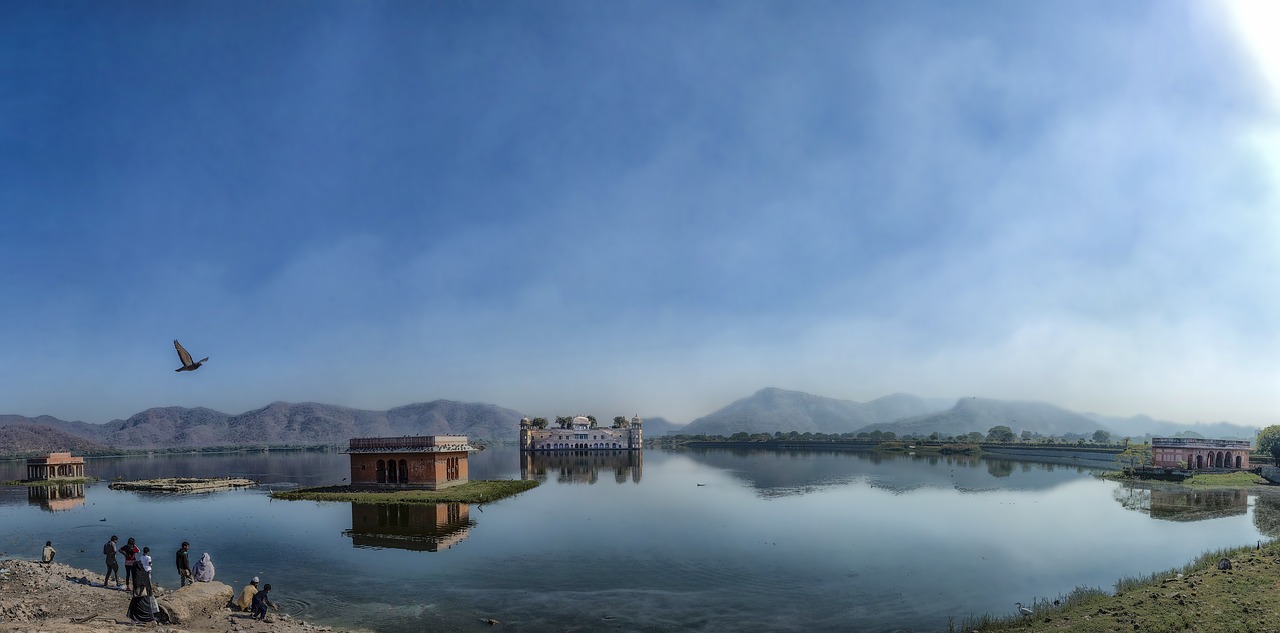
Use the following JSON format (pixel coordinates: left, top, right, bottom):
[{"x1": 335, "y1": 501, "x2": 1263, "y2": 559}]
[
  {"x1": 235, "y1": 577, "x2": 259, "y2": 611},
  {"x1": 136, "y1": 547, "x2": 154, "y2": 597},
  {"x1": 120, "y1": 537, "x2": 140, "y2": 594},
  {"x1": 176, "y1": 542, "x2": 193, "y2": 587},
  {"x1": 41, "y1": 541, "x2": 56, "y2": 564},
  {"x1": 103, "y1": 535, "x2": 121, "y2": 588},
  {"x1": 250, "y1": 583, "x2": 277, "y2": 621}
]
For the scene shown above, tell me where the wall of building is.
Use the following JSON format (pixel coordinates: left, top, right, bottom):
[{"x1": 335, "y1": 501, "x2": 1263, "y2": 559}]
[{"x1": 349, "y1": 451, "x2": 469, "y2": 489}]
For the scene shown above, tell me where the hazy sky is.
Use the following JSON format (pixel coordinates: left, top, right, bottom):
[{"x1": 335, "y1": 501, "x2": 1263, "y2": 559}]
[{"x1": 2, "y1": 1, "x2": 1278, "y2": 427}]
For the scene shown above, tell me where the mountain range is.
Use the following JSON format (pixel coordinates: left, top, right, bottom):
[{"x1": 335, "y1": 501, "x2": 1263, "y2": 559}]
[
  {"x1": 679, "y1": 388, "x2": 1259, "y2": 441},
  {"x1": 0, "y1": 388, "x2": 1259, "y2": 455},
  {"x1": 0, "y1": 402, "x2": 689, "y2": 455}
]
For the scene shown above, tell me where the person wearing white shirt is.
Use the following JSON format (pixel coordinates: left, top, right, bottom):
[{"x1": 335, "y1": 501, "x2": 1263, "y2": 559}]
[{"x1": 136, "y1": 547, "x2": 154, "y2": 597}]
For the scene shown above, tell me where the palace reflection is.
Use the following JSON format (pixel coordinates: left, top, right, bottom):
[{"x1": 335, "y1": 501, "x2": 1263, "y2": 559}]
[
  {"x1": 1112, "y1": 484, "x2": 1248, "y2": 522},
  {"x1": 343, "y1": 503, "x2": 474, "y2": 552},
  {"x1": 520, "y1": 450, "x2": 643, "y2": 485},
  {"x1": 27, "y1": 484, "x2": 85, "y2": 512}
]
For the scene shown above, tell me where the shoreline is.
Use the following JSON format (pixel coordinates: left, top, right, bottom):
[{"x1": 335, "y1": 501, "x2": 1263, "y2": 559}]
[
  {"x1": 270, "y1": 479, "x2": 538, "y2": 504},
  {"x1": 0, "y1": 558, "x2": 363, "y2": 633}
]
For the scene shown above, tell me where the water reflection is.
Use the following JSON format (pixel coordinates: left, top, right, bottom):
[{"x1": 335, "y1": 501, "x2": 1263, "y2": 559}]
[
  {"x1": 342, "y1": 503, "x2": 475, "y2": 552},
  {"x1": 519, "y1": 450, "x2": 642, "y2": 485},
  {"x1": 27, "y1": 484, "x2": 85, "y2": 512},
  {"x1": 1111, "y1": 483, "x2": 1249, "y2": 522},
  {"x1": 1253, "y1": 494, "x2": 1280, "y2": 538},
  {"x1": 682, "y1": 447, "x2": 1098, "y2": 496}
]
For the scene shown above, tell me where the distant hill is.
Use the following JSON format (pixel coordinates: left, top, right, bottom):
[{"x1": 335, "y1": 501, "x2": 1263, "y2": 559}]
[
  {"x1": 640, "y1": 416, "x2": 684, "y2": 435},
  {"x1": 0, "y1": 400, "x2": 524, "y2": 454},
  {"x1": 0, "y1": 424, "x2": 110, "y2": 455},
  {"x1": 860, "y1": 397, "x2": 1106, "y2": 438},
  {"x1": 1081, "y1": 413, "x2": 1258, "y2": 441},
  {"x1": 680, "y1": 388, "x2": 954, "y2": 436}
]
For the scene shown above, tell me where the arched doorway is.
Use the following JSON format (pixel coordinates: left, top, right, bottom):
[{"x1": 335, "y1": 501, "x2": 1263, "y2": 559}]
[
  {"x1": 1236, "y1": 455, "x2": 1243, "y2": 468},
  {"x1": 398, "y1": 459, "x2": 408, "y2": 484},
  {"x1": 387, "y1": 459, "x2": 398, "y2": 484},
  {"x1": 376, "y1": 459, "x2": 386, "y2": 484}
]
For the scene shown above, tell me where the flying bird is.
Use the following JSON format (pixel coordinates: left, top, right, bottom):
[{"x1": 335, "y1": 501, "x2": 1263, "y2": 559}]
[{"x1": 173, "y1": 340, "x2": 208, "y2": 372}]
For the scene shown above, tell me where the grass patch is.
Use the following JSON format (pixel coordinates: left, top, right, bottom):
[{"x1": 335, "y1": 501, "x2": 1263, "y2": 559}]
[
  {"x1": 1183, "y1": 471, "x2": 1267, "y2": 487},
  {"x1": 961, "y1": 541, "x2": 1278, "y2": 632},
  {"x1": 1, "y1": 477, "x2": 97, "y2": 486},
  {"x1": 271, "y1": 479, "x2": 539, "y2": 504}
]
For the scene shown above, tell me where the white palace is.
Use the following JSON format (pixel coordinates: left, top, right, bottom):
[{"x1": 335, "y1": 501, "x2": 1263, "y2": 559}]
[{"x1": 519, "y1": 415, "x2": 643, "y2": 451}]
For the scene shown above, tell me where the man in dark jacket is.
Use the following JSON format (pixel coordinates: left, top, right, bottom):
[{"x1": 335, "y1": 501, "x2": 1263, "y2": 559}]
[{"x1": 176, "y1": 542, "x2": 192, "y2": 586}]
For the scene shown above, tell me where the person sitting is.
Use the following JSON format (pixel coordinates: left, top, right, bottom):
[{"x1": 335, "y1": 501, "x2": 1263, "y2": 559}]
[
  {"x1": 236, "y1": 577, "x2": 260, "y2": 611},
  {"x1": 41, "y1": 541, "x2": 56, "y2": 564},
  {"x1": 192, "y1": 552, "x2": 215, "y2": 582},
  {"x1": 251, "y1": 583, "x2": 277, "y2": 621}
]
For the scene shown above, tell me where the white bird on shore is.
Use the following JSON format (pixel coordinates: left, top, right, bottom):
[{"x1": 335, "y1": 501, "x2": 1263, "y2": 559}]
[{"x1": 1015, "y1": 602, "x2": 1033, "y2": 617}]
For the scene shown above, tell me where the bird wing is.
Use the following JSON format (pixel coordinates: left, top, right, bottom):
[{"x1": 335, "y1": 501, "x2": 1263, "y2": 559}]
[{"x1": 174, "y1": 340, "x2": 194, "y2": 366}]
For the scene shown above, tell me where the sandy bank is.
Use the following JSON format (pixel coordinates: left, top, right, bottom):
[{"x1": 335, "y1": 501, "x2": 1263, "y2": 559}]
[
  {"x1": 107, "y1": 478, "x2": 257, "y2": 493},
  {"x1": 0, "y1": 559, "x2": 360, "y2": 633}
]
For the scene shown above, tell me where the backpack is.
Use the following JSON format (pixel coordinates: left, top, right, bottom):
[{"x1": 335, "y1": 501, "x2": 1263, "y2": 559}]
[{"x1": 104, "y1": 542, "x2": 114, "y2": 556}]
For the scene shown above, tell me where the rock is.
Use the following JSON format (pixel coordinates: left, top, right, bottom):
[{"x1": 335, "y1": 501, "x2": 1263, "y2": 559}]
[{"x1": 158, "y1": 581, "x2": 234, "y2": 625}]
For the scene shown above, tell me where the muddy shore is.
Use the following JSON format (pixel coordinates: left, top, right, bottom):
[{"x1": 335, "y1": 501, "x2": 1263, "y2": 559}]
[{"x1": 0, "y1": 558, "x2": 361, "y2": 633}]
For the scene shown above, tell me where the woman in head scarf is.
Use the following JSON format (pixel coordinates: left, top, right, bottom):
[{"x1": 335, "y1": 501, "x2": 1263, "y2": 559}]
[{"x1": 192, "y1": 552, "x2": 215, "y2": 582}]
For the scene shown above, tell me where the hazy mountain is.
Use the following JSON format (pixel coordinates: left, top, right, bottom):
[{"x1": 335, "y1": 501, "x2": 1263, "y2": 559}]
[
  {"x1": 639, "y1": 416, "x2": 684, "y2": 435},
  {"x1": 680, "y1": 388, "x2": 954, "y2": 436},
  {"x1": 860, "y1": 397, "x2": 1106, "y2": 438},
  {"x1": 0, "y1": 424, "x2": 110, "y2": 455},
  {"x1": 1082, "y1": 413, "x2": 1258, "y2": 441},
  {"x1": 0, "y1": 400, "x2": 523, "y2": 454}
]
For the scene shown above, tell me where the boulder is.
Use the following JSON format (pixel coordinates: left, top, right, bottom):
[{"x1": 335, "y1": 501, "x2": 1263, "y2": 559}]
[{"x1": 157, "y1": 580, "x2": 234, "y2": 624}]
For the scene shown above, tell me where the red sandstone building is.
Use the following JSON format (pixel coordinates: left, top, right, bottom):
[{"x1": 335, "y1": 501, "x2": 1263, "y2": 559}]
[
  {"x1": 25, "y1": 452, "x2": 85, "y2": 481},
  {"x1": 347, "y1": 436, "x2": 473, "y2": 489},
  {"x1": 1150, "y1": 437, "x2": 1251, "y2": 470}
]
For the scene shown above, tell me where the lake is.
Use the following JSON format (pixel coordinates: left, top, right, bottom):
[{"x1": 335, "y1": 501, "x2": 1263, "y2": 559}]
[{"x1": 2, "y1": 446, "x2": 1276, "y2": 633}]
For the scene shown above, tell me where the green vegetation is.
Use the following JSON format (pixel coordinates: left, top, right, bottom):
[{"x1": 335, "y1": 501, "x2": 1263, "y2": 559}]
[
  {"x1": 271, "y1": 479, "x2": 539, "y2": 504},
  {"x1": 1114, "y1": 442, "x2": 1152, "y2": 474},
  {"x1": 1256, "y1": 425, "x2": 1280, "y2": 462},
  {"x1": 962, "y1": 541, "x2": 1280, "y2": 632},
  {"x1": 0, "y1": 477, "x2": 97, "y2": 486},
  {"x1": 1183, "y1": 471, "x2": 1267, "y2": 487}
]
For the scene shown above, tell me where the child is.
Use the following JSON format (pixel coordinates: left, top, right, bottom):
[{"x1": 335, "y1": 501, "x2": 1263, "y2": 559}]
[{"x1": 251, "y1": 583, "x2": 277, "y2": 620}]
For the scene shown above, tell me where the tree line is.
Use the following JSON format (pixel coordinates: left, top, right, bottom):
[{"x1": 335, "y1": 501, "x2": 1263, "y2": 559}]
[{"x1": 525, "y1": 415, "x2": 635, "y2": 430}]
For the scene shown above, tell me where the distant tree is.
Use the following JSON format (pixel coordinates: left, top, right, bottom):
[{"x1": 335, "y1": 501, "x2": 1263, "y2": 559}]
[
  {"x1": 965, "y1": 432, "x2": 984, "y2": 443},
  {"x1": 1115, "y1": 442, "x2": 1152, "y2": 473},
  {"x1": 1092, "y1": 430, "x2": 1112, "y2": 444},
  {"x1": 928, "y1": 432, "x2": 941, "y2": 441},
  {"x1": 613, "y1": 416, "x2": 627, "y2": 428},
  {"x1": 1257, "y1": 425, "x2": 1280, "y2": 463},
  {"x1": 986, "y1": 425, "x2": 1015, "y2": 443},
  {"x1": 555, "y1": 416, "x2": 571, "y2": 429},
  {"x1": 531, "y1": 417, "x2": 548, "y2": 429},
  {"x1": 730, "y1": 431, "x2": 750, "y2": 441},
  {"x1": 1020, "y1": 430, "x2": 1033, "y2": 441},
  {"x1": 883, "y1": 431, "x2": 896, "y2": 441}
]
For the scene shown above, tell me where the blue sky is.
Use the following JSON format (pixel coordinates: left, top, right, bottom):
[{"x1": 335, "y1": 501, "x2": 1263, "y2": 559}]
[{"x1": 2, "y1": 1, "x2": 1277, "y2": 427}]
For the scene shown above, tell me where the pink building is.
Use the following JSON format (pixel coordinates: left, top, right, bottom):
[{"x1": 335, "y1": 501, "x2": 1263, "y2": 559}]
[{"x1": 1151, "y1": 437, "x2": 1251, "y2": 470}]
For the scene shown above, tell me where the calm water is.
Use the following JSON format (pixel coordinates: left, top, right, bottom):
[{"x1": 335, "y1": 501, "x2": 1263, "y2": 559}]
[{"x1": 1, "y1": 446, "x2": 1276, "y2": 633}]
